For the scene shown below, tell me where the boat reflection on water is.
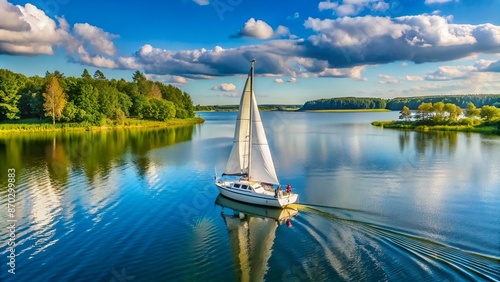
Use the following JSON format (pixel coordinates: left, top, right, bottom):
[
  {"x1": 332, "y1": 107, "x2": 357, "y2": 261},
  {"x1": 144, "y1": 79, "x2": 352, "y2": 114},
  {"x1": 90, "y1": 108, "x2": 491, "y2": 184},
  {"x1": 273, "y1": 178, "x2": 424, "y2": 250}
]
[{"x1": 215, "y1": 195, "x2": 298, "y2": 281}]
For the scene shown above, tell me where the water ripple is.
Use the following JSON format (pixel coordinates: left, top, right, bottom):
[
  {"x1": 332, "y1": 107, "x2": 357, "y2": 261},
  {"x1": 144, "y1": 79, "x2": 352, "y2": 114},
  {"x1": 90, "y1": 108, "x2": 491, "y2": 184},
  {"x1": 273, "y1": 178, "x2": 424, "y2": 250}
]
[{"x1": 290, "y1": 204, "x2": 500, "y2": 281}]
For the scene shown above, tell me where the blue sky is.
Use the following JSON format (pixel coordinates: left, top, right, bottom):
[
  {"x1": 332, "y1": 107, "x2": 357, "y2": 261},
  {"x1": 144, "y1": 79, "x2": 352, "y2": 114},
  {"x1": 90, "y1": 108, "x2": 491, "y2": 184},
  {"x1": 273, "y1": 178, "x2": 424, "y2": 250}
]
[{"x1": 1, "y1": 0, "x2": 500, "y2": 105}]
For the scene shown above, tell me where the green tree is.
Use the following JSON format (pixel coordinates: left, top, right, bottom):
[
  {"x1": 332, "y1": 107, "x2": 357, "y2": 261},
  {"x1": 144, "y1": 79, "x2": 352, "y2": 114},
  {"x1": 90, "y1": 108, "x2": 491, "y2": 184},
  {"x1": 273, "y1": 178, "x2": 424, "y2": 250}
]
[
  {"x1": 417, "y1": 102, "x2": 433, "y2": 120},
  {"x1": 61, "y1": 101, "x2": 80, "y2": 122},
  {"x1": 113, "y1": 108, "x2": 126, "y2": 125},
  {"x1": 98, "y1": 85, "x2": 119, "y2": 118},
  {"x1": 43, "y1": 76, "x2": 67, "y2": 125},
  {"x1": 443, "y1": 103, "x2": 462, "y2": 123},
  {"x1": 29, "y1": 92, "x2": 45, "y2": 119},
  {"x1": 82, "y1": 69, "x2": 92, "y2": 80},
  {"x1": 480, "y1": 105, "x2": 500, "y2": 121},
  {"x1": 466, "y1": 102, "x2": 480, "y2": 118},
  {"x1": 76, "y1": 83, "x2": 100, "y2": 122},
  {"x1": 0, "y1": 69, "x2": 25, "y2": 120},
  {"x1": 117, "y1": 91, "x2": 132, "y2": 116},
  {"x1": 432, "y1": 102, "x2": 445, "y2": 123},
  {"x1": 94, "y1": 70, "x2": 106, "y2": 80},
  {"x1": 132, "y1": 70, "x2": 146, "y2": 82},
  {"x1": 400, "y1": 106, "x2": 411, "y2": 121},
  {"x1": 17, "y1": 76, "x2": 45, "y2": 119},
  {"x1": 182, "y1": 91, "x2": 195, "y2": 118}
]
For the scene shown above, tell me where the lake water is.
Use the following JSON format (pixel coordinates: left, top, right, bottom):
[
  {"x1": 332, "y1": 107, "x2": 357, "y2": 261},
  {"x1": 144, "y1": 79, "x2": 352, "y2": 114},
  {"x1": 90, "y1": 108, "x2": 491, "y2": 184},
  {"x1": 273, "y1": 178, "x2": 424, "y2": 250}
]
[{"x1": 1, "y1": 111, "x2": 499, "y2": 281}]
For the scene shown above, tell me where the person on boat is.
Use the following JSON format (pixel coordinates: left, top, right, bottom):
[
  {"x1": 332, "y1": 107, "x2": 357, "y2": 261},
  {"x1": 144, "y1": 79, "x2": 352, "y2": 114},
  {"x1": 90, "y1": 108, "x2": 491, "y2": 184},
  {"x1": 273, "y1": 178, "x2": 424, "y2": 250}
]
[
  {"x1": 274, "y1": 187, "x2": 279, "y2": 198},
  {"x1": 286, "y1": 184, "x2": 292, "y2": 193}
]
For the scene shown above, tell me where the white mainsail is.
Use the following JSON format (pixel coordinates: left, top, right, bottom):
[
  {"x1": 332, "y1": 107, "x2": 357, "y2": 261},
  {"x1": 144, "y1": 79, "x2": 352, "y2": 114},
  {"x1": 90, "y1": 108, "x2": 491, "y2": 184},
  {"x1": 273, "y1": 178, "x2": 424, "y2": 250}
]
[{"x1": 223, "y1": 65, "x2": 280, "y2": 185}]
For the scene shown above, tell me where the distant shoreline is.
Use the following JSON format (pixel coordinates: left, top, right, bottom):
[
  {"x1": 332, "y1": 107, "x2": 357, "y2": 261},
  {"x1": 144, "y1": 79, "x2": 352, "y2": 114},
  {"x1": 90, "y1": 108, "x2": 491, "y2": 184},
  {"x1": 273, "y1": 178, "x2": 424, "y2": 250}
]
[
  {"x1": 197, "y1": 108, "x2": 390, "y2": 113},
  {"x1": 304, "y1": 109, "x2": 391, "y2": 113},
  {"x1": 371, "y1": 120, "x2": 500, "y2": 134},
  {"x1": 0, "y1": 117, "x2": 205, "y2": 133}
]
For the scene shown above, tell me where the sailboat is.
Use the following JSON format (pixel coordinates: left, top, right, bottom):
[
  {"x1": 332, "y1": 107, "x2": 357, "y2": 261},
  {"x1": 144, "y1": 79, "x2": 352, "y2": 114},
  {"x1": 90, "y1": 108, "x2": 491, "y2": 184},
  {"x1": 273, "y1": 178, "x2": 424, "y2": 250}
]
[{"x1": 215, "y1": 59, "x2": 299, "y2": 208}]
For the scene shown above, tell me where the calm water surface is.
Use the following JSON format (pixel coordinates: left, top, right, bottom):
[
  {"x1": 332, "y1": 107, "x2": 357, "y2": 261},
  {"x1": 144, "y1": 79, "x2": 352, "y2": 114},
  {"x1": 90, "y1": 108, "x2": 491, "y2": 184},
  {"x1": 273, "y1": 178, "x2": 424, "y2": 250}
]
[{"x1": 1, "y1": 111, "x2": 499, "y2": 281}]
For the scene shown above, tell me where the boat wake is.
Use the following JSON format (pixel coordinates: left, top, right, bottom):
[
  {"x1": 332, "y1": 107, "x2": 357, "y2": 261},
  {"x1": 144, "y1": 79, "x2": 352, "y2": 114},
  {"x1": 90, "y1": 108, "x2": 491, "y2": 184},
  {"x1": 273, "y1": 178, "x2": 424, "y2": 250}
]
[{"x1": 281, "y1": 204, "x2": 500, "y2": 281}]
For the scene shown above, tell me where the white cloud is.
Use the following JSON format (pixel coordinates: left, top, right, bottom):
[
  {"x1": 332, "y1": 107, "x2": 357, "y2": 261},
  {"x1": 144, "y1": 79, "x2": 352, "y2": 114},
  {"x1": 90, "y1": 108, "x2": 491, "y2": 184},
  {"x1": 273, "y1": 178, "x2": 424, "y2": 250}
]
[
  {"x1": 0, "y1": 0, "x2": 26, "y2": 32},
  {"x1": 371, "y1": 1, "x2": 389, "y2": 11},
  {"x1": 0, "y1": 1, "x2": 69, "y2": 55},
  {"x1": 211, "y1": 83, "x2": 237, "y2": 91},
  {"x1": 425, "y1": 0, "x2": 456, "y2": 5},
  {"x1": 423, "y1": 60, "x2": 499, "y2": 81},
  {"x1": 318, "y1": 0, "x2": 338, "y2": 11},
  {"x1": 115, "y1": 14, "x2": 500, "y2": 80},
  {"x1": 398, "y1": 71, "x2": 500, "y2": 97},
  {"x1": 275, "y1": 25, "x2": 291, "y2": 37},
  {"x1": 3, "y1": 0, "x2": 500, "y2": 84},
  {"x1": 289, "y1": 77, "x2": 297, "y2": 83},
  {"x1": 73, "y1": 23, "x2": 118, "y2": 56},
  {"x1": 67, "y1": 23, "x2": 120, "y2": 68},
  {"x1": 305, "y1": 16, "x2": 408, "y2": 47},
  {"x1": 233, "y1": 18, "x2": 273, "y2": 39},
  {"x1": 474, "y1": 59, "x2": 496, "y2": 70},
  {"x1": 232, "y1": 18, "x2": 292, "y2": 39},
  {"x1": 170, "y1": 75, "x2": 188, "y2": 84},
  {"x1": 378, "y1": 74, "x2": 399, "y2": 84},
  {"x1": 485, "y1": 61, "x2": 500, "y2": 72},
  {"x1": 145, "y1": 74, "x2": 188, "y2": 85},
  {"x1": 274, "y1": 78, "x2": 284, "y2": 83},
  {"x1": 405, "y1": 75, "x2": 424, "y2": 81},
  {"x1": 302, "y1": 14, "x2": 500, "y2": 69},
  {"x1": 421, "y1": 59, "x2": 500, "y2": 82},
  {"x1": 192, "y1": 0, "x2": 210, "y2": 5},
  {"x1": 0, "y1": 0, "x2": 120, "y2": 69},
  {"x1": 318, "y1": 0, "x2": 389, "y2": 16},
  {"x1": 318, "y1": 66, "x2": 366, "y2": 80},
  {"x1": 72, "y1": 46, "x2": 117, "y2": 68},
  {"x1": 426, "y1": 65, "x2": 476, "y2": 80}
]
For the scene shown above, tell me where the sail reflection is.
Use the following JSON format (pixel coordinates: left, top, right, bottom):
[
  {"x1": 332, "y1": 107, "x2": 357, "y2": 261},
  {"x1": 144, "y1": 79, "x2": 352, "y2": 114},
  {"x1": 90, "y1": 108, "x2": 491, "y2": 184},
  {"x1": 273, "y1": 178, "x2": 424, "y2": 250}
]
[{"x1": 215, "y1": 195, "x2": 298, "y2": 282}]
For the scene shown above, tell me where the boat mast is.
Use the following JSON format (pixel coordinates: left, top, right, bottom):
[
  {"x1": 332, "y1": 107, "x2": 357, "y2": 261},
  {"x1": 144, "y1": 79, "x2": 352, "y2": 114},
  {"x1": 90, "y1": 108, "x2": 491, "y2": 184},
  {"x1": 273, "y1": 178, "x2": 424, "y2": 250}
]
[{"x1": 248, "y1": 59, "x2": 255, "y2": 180}]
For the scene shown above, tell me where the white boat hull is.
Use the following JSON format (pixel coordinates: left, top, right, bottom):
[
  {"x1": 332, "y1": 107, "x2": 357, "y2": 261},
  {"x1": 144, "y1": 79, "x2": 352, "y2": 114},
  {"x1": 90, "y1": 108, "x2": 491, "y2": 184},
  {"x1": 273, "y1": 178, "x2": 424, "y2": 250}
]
[{"x1": 215, "y1": 181, "x2": 298, "y2": 208}]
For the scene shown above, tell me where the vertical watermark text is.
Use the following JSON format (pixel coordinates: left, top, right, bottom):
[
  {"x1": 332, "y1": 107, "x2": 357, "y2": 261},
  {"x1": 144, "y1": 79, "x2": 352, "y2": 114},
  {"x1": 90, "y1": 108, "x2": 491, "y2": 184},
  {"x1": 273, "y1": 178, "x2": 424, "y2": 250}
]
[{"x1": 6, "y1": 168, "x2": 17, "y2": 275}]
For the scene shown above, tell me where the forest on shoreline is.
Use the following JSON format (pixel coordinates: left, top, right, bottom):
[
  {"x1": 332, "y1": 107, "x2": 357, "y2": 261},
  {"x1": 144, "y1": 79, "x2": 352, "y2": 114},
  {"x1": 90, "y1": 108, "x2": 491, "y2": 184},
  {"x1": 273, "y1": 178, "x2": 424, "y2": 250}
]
[
  {"x1": 300, "y1": 95, "x2": 500, "y2": 111},
  {"x1": 0, "y1": 69, "x2": 197, "y2": 128},
  {"x1": 197, "y1": 95, "x2": 500, "y2": 112}
]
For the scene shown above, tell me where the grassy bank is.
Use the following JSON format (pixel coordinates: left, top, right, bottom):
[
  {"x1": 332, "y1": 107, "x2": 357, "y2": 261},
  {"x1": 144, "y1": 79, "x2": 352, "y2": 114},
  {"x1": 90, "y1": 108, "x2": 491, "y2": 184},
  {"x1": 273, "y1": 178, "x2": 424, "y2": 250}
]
[
  {"x1": 0, "y1": 117, "x2": 205, "y2": 133},
  {"x1": 305, "y1": 109, "x2": 391, "y2": 113},
  {"x1": 371, "y1": 120, "x2": 500, "y2": 134}
]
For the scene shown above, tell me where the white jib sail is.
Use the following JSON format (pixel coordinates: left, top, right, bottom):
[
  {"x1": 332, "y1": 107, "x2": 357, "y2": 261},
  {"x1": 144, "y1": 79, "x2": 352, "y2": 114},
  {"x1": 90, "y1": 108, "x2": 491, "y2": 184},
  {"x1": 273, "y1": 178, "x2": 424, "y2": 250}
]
[{"x1": 223, "y1": 71, "x2": 280, "y2": 185}]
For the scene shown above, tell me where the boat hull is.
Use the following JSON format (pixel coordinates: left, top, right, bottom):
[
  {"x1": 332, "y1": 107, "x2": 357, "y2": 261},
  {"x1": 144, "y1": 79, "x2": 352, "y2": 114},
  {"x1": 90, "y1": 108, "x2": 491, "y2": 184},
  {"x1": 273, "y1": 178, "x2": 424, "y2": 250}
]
[
  {"x1": 216, "y1": 182, "x2": 298, "y2": 208},
  {"x1": 215, "y1": 194, "x2": 298, "y2": 221}
]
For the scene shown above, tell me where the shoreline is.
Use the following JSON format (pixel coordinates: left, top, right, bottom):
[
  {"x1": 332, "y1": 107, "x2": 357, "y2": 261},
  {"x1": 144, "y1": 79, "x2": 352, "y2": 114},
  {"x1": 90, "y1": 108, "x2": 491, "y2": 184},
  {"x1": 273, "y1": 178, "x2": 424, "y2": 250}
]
[
  {"x1": 371, "y1": 120, "x2": 500, "y2": 134},
  {"x1": 198, "y1": 109, "x2": 390, "y2": 113},
  {"x1": 304, "y1": 109, "x2": 390, "y2": 113},
  {"x1": 0, "y1": 117, "x2": 205, "y2": 133}
]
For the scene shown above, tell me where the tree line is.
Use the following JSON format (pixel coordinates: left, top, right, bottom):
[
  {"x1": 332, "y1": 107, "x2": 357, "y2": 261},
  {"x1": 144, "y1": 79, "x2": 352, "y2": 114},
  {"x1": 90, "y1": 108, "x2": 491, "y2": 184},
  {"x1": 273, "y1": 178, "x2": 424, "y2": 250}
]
[
  {"x1": 299, "y1": 95, "x2": 500, "y2": 111},
  {"x1": 399, "y1": 102, "x2": 500, "y2": 126},
  {"x1": 194, "y1": 104, "x2": 300, "y2": 111},
  {"x1": 0, "y1": 69, "x2": 195, "y2": 125},
  {"x1": 386, "y1": 95, "x2": 500, "y2": 111},
  {"x1": 300, "y1": 97, "x2": 387, "y2": 110}
]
